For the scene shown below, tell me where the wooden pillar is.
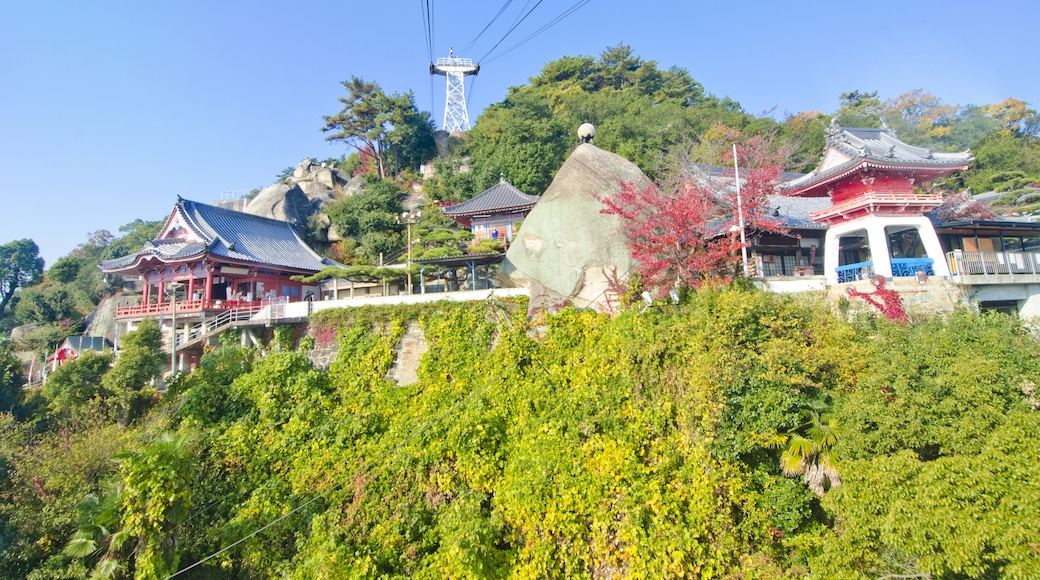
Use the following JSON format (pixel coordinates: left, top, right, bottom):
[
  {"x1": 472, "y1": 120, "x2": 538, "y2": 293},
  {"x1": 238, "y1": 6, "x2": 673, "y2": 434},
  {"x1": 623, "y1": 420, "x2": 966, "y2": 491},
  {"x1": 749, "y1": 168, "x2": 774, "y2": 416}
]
[
  {"x1": 187, "y1": 274, "x2": 195, "y2": 304},
  {"x1": 205, "y1": 268, "x2": 214, "y2": 302},
  {"x1": 157, "y1": 282, "x2": 165, "y2": 306}
]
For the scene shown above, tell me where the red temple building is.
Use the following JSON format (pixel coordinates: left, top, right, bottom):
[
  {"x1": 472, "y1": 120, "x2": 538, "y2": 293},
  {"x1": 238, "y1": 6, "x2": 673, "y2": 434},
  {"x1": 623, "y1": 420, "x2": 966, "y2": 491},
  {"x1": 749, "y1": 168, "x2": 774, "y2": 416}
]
[
  {"x1": 47, "y1": 335, "x2": 112, "y2": 370},
  {"x1": 100, "y1": 197, "x2": 335, "y2": 365},
  {"x1": 781, "y1": 123, "x2": 973, "y2": 285}
]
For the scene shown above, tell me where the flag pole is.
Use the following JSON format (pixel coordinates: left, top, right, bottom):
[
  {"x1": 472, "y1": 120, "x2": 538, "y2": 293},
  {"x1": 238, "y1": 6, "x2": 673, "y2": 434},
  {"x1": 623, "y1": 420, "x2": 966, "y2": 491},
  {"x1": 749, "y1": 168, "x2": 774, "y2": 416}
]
[{"x1": 733, "y1": 144, "x2": 750, "y2": 277}]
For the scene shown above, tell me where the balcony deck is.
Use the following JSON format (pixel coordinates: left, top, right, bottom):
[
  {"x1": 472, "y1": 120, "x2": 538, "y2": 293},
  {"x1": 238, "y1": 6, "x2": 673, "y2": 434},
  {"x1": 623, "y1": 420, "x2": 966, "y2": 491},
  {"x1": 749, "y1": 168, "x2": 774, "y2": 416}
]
[
  {"x1": 946, "y1": 250, "x2": 1040, "y2": 285},
  {"x1": 116, "y1": 298, "x2": 268, "y2": 319}
]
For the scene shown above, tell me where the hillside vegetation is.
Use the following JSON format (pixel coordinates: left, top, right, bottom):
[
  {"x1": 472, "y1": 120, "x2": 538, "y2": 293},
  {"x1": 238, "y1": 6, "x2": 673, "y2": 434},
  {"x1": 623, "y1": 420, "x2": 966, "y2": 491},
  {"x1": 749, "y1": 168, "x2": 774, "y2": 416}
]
[{"x1": 2, "y1": 286, "x2": 1038, "y2": 578}]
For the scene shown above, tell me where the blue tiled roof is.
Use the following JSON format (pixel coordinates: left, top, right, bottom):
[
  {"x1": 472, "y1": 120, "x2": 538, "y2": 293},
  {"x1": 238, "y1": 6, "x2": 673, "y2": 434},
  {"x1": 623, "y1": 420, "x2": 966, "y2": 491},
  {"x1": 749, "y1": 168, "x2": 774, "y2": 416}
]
[
  {"x1": 100, "y1": 198, "x2": 334, "y2": 272},
  {"x1": 443, "y1": 178, "x2": 539, "y2": 218}
]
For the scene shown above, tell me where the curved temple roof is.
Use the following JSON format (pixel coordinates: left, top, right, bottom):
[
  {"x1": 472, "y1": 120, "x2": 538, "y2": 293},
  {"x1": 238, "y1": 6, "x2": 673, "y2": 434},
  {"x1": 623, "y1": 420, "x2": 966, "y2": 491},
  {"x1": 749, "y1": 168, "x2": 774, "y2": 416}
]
[
  {"x1": 100, "y1": 197, "x2": 335, "y2": 273},
  {"x1": 442, "y1": 177, "x2": 539, "y2": 218},
  {"x1": 781, "y1": 123, "x2": 973, "y2": 195}
]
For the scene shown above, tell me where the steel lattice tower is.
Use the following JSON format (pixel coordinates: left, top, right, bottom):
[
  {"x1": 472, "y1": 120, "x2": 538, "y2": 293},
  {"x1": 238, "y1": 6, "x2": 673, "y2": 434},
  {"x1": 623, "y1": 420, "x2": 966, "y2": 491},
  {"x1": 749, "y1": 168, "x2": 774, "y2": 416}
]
[{"x1": 430, "y1": 47, "x2": 479, "y2": 132}]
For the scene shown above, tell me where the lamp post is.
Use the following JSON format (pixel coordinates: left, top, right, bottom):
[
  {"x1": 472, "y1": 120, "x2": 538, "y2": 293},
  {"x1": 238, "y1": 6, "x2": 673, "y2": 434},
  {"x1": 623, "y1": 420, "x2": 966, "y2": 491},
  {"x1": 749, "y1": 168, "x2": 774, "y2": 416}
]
[
  {"x1": 168, "y1": 281, "x2": 183, "y2": 375},
  {"x1": 396, "y1": 210, "x2": 422, "y2": 294}
]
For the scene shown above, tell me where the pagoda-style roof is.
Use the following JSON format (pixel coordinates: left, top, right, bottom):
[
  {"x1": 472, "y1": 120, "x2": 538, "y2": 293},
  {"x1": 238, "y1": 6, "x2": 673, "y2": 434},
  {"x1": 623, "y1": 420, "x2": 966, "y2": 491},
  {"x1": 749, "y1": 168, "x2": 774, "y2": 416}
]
[
  {"x1": 100, "y1": 197, "x2": 335, "y2": 273},
  {"x1": 781, "y1": 123, "x2": 973, "y2": 197},
  {"x1": 442, "y1": 177, "x2": 539, "y2": 219}
]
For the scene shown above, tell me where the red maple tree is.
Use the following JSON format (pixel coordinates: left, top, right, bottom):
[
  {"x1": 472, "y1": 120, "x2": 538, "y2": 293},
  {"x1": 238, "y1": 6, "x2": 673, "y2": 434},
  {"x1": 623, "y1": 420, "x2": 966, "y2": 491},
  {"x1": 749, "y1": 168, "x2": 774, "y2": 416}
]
[{"x1": 597, "y1": 135, "x2": 786, "y2": 294}]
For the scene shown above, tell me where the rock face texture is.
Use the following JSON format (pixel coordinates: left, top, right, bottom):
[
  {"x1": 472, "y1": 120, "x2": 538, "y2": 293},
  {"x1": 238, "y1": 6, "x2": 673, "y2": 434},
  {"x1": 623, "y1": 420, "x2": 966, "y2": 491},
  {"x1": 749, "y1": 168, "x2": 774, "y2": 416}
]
[
  {"x1": 498, "y1": 143, "x2": 652, "y2": 312},
  {"x1": 212, "y1": 159, "x2": 350, "y2": 226}
]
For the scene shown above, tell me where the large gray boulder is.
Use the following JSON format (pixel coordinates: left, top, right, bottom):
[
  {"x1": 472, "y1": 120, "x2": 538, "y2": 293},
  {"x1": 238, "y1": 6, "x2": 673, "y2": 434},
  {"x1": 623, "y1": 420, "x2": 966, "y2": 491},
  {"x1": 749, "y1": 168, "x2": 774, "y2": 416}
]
[
  {"x1": 245, "y1": 183, "x2": 314, "y2": 223},
  {"x1": 498, "y1": 143, "x2": 652, "y2": 312}
]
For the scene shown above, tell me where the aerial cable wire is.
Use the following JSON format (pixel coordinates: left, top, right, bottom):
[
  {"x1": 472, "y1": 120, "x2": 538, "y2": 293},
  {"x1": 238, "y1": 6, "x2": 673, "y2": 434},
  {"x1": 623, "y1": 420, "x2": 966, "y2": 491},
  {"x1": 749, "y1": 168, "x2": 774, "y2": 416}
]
[
  {"x1": 484, "y1": 0, "x2": 591, "y2": 64},
  {"x1": 462, "y1": 0, "x2": 515, "y2": 54},
  {"x1": 165, "y1": 353, "x2": 527, "y2": 579},
  {"x1": 418, "y1": 0, "x2": 433, "y2": 63},
  {"x1": 478, "y1": 0, "x2": 544, "y2": 63}
]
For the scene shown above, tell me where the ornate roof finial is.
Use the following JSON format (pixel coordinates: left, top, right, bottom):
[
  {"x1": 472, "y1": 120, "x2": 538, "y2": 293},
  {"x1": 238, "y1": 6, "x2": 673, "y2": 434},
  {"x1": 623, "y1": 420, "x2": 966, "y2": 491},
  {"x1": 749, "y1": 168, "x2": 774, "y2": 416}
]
[{"x1": 499, "y1": 172, "x2": 506, "y2": 183}]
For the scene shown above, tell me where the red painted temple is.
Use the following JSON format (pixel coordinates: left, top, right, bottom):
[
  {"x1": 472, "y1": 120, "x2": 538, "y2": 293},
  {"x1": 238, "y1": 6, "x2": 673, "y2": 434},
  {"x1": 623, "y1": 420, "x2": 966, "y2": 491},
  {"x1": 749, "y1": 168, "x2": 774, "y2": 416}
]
[
  {"x1": 781, "y1": 123, "x2": 973, "y2": 284},
  {"x1": 101, "y1": 197, "x2": 333, "y2": 323}
]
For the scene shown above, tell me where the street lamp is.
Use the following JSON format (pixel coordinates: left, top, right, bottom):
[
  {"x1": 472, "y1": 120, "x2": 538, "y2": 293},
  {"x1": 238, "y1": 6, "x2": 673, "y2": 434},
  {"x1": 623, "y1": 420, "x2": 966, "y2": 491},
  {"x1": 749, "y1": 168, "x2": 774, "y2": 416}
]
[
  {"x1": 396, "y1": 210, "x2": 422, "y2": 295},
  {"x1": 167, "y1": 281, "x2": 183, "y2": 375}
]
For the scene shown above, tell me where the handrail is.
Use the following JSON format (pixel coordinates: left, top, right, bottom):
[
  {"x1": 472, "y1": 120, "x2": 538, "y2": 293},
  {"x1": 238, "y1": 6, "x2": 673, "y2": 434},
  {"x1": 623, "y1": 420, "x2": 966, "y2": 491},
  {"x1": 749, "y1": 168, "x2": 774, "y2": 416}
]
[
  {"x1": 946, "y1": 250, "x2": 1040, "y2": 277},
  {"x1": 117, "y1": 298, "x2": 270, "y2": 318},
  {"x1": 811, "y1": 191, "x2": 943, "y2": 221},
  {"x1": 835, "y1": 261, "x2": 873, "y2": 283},
  {"x1": 169, "y1": 303, "x2": 266, "y2": 350},
  {"x1": 890, "y1": 257, "x2": 934, "y2": 277}
]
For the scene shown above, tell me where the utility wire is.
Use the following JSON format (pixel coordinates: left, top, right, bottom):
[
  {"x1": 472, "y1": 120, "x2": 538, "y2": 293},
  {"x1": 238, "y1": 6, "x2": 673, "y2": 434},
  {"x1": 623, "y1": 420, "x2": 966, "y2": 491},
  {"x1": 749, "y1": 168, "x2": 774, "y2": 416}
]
[
  {"x1": 478, "y1": 0, "x2": 544, "y2": 63},
  {"x1": 166, "y1": 353, "x2": 527, "y2": 579},
  {"x1": 462, "y1": 0, "x2": 515, "y2": 55},
  {"x1": 419, "y1": 0, "x2": 433, "y2": 64},
  {"x1": 484, "y1": 0, "x2": 591, "y2": 64}
]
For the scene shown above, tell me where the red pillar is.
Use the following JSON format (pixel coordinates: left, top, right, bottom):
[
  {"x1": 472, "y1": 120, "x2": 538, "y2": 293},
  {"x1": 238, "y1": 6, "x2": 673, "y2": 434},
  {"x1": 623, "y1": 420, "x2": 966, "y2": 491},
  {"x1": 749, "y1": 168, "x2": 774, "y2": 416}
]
[{"x1": 205, "y1": 268, "x2": 214, "y2": 302}]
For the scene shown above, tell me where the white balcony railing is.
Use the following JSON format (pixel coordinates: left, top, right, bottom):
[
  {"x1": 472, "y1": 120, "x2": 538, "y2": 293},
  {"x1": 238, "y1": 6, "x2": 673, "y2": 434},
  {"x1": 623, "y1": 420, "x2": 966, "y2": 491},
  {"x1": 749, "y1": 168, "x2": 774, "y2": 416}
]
[{"x1": 946, "y1": 250, "x2": 1040, "y2": 279}]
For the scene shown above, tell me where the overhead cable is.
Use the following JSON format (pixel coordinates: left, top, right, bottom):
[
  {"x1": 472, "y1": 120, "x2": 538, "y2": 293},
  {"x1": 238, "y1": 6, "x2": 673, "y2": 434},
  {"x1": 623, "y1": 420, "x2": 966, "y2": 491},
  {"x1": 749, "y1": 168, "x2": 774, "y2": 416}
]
[
  {"x1": 478, "y1": 0, "x2": 544, "y2": 63},
  {"x1": 462, "y1": 0, "x2": 515, "y2": 55},
  {"x1": 484, "y1": 0, "x2": 591, "y2": 64}
]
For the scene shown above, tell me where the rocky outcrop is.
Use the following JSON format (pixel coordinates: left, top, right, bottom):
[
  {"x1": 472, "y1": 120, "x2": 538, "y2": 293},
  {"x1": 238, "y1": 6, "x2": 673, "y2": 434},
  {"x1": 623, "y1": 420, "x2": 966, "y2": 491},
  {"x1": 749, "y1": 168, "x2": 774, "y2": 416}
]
[
  {"x1": 245, "y1": 183, "x2": 315, "y2": 223},
  {"x1": 498, "y1": 143, "x2": 652, "y2": 313},
  {"x1": 209, "y1": 160, "x2": 354, "y2": 234},
  {"x1": 86, "y1": 293, "x2": 141, "y2": 343}
]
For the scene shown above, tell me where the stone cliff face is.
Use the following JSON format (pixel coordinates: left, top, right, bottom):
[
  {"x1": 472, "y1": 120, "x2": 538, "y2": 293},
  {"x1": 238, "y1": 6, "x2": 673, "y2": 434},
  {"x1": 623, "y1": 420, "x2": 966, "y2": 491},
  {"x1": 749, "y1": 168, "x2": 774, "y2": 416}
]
[
  {"x1": 211, "y1": 159, "x2": 356, "y2": 234},
  {"x1": 497, "y1": 143, "x2": 652, "y2": 313}
]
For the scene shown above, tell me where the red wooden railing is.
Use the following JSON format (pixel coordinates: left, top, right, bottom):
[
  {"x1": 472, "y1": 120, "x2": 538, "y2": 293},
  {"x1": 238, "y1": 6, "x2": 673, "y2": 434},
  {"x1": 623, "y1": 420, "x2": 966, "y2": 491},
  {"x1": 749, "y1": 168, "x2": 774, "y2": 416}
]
[{"x1": 115, "y1": 298, "x2": 264, "y2": 318}]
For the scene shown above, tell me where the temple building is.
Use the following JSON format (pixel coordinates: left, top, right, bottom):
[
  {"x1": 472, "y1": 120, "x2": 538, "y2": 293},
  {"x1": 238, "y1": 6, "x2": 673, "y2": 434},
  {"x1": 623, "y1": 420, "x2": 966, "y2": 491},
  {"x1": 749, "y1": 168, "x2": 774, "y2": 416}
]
[
  {"x1": 100, "y1": 197, "x2": 335, "y2": 366},
  {"x1": 781, "y1": 123, "x2": 973, "y2": 286},
  {"x1": 441, "y1": 176, "x2": 539, "y2": 244},
  {"x1": 47, "y1": 335, "x2": 112, "y2": 370}
]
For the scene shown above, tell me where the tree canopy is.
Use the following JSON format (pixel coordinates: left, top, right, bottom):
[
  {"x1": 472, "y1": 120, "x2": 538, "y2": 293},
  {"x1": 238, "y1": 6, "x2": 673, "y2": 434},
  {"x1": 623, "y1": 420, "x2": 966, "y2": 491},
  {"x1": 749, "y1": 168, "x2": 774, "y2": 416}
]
[
  {"x1": 322, "y1": 77, "x2": 436, "y2": 179},
  {"x1": 0, "y1": 239, "x2": 44, "y2": 317}
]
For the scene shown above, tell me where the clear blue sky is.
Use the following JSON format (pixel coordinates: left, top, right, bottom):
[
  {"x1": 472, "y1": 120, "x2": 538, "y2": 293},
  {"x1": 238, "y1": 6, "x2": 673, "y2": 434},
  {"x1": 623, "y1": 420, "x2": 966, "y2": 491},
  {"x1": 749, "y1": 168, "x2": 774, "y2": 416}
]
[{"x1": 2, "y1": 0, "x2": 1036, "y2": 266}]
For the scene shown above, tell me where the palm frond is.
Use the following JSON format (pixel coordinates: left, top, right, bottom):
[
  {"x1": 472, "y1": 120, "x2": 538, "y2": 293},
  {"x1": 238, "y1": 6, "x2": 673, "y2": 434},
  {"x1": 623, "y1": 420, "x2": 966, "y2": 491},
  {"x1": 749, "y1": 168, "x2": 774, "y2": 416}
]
[
  {"x1": 780, "y1": 448, "x2": 807, "y2": 477},
  {"x1": 65, "y1": 537, "x2": 99, "y2": 558},
  {"x1": 90, "y1": 558, "x2": 121, "y2": 580}
]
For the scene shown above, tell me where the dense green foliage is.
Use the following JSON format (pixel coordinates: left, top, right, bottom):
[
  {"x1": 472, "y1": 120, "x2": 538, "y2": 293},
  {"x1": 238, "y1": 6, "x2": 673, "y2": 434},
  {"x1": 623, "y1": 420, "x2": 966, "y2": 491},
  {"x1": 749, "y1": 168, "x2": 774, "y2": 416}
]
[
  {"x1": 2, "y1": 220, "x2": 162, "y2": 354},
  {"x1": 0, "y1": 238, "x2": 45, "y2": 322},
  {"x1": 322, "y1": 77, "x2": 436, "y2": 179},
  {"x1": 4, "y1": 287, "x2": 1038, "y2": 578}
]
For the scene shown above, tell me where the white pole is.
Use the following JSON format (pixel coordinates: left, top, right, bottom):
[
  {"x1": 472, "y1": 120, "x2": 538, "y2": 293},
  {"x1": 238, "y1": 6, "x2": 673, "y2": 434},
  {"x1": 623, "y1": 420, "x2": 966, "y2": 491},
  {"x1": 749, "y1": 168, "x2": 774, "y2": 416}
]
[{"x1": 733, "y1": 144, "x2": 750, "y2": 278}]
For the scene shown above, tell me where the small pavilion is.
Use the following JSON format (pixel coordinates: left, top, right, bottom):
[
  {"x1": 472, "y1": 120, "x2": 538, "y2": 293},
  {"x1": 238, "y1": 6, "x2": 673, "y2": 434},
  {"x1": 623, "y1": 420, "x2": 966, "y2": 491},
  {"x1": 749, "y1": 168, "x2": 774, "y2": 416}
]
[
  {"x1": 781, "y1": 123, "x2": 973, "y2": 285},
  {"x1": 441, "y1": 176, "x2": 539, "y2": 244}
]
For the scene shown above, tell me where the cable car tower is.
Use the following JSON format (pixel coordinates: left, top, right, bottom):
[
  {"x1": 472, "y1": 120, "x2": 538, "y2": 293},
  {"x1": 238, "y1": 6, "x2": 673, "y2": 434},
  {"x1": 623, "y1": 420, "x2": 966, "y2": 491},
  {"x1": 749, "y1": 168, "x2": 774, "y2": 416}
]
[{"x1": 430, "y1": 47, "x2": 479, "y2": 132}]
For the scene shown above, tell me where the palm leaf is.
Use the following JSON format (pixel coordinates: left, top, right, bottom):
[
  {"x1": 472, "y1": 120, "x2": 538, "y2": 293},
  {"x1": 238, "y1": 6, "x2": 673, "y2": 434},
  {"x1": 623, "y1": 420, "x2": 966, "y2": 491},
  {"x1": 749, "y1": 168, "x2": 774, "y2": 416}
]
[
  {"x1": 64, "y1": 537, "x2": 98, "y2": 558},
  {"x1": 779, "y1": 448, "x2": 807, "y2": 477},
  {"x1": 90, "y1": 558, "x2": 120, "y2": 580}
]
